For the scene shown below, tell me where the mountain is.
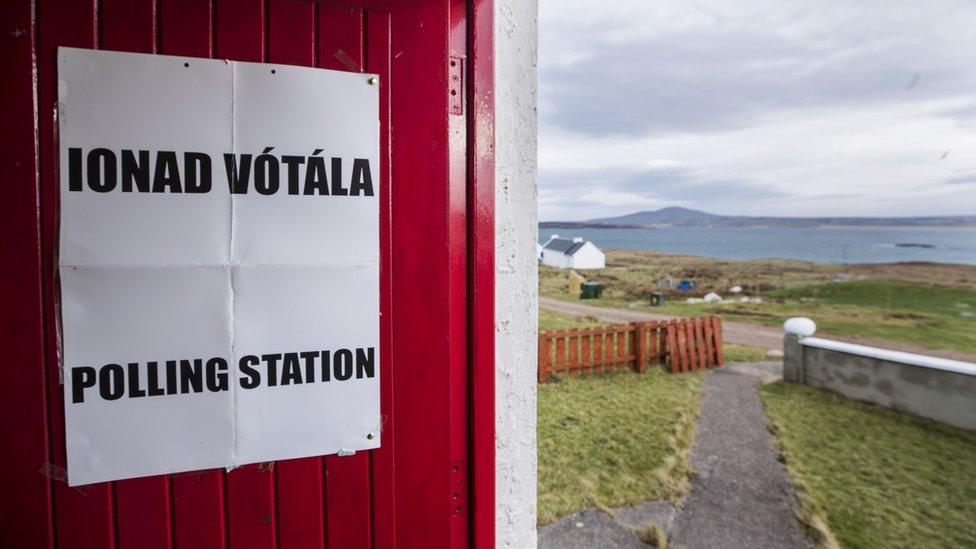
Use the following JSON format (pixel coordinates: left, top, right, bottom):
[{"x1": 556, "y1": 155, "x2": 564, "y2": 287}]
[
  {"x1": 539, "y1": 207, "x2": 976, "y2": 228},
  {"x1": 589, "y1": 207, "x2": 721, "y2": 225}
]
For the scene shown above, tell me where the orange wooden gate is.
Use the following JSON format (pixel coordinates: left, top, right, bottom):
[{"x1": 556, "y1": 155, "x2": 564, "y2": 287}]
[{"x1": 538, "y1": 317, "x2": 724, "y2": 382}]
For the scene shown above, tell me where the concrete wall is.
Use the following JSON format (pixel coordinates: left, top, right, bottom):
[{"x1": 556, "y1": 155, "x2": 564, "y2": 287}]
[
  {"x1": 784, "y1": 334, "x2": 976, "y2": 431},
  {"x1": 496, "y1": 0, "x2": 538, "y2": 545}
]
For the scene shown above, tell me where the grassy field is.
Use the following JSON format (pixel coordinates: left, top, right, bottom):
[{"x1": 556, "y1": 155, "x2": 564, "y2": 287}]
[
  {"x1": 538, "y1": 308, "x2": 602, "y2": 331},
  {"x1": 537, "y1": 368, "x2": 703, "y2": 524},
  {"x1": 540, "y1": 250, "x2": 976, "y2": 354},
  {"x1": 760, "y1": 382, "x2": 976, "y2": 548},
  {"x1": 535, "y1": 309, "x2": 759, "y2": 525},
  {"x1": 722, "y1": 343, "x2": 767, "y2": 363}
]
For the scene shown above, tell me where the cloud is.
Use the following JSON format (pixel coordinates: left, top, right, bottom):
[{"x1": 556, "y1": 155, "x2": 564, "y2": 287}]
[
  {"x1": 539, "y1": 0, "x2": 976, "y2": 217},
  {"x1": 541, "y1": 23, "x2": 976, "y2": 138},
  {"x1": 943, "y1": 173, "x2": 976, "y2": 185},
  {"x1": 539, "y1": 166, "x2": 794, "y2": 220}
]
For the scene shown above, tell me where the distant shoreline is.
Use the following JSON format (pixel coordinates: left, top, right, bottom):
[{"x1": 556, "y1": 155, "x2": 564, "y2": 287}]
[
  {"x1": 539, "y1": 221, "x2": 976, "y2": 229},
  {"x1": 543, "y1": 206, "x2": 976, "y2": 229},
  {"x1": 539, "y1": 221, "x2": 642, "y2": 229},
  {"x1": 536, "y1": 224, "x2": 976, "y2": 266},
  {"x1": 586, "y1": 248, "x2": 976, "y2": 270}
]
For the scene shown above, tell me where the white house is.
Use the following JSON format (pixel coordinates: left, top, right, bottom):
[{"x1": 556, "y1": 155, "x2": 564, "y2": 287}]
[{"x1": 539, "y1": 235, "x2": 606, "y2": 269}]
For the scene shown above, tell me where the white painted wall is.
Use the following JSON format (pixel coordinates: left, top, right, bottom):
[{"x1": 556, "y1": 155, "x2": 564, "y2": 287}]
[
  {"x1": 568, "y1": 242, "x2": 605, "y2": 269},
  {"x1": 540, "y1": 247, "x2": 570, "y2": 268},
  {"x1": 495, "y1": 0, "x2": 538, "y2": 545}
]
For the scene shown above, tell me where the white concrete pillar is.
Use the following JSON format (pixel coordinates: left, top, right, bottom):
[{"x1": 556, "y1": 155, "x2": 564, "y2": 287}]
[{"x1": 496, "y1": 0, "x2": 539, "y2": 545}]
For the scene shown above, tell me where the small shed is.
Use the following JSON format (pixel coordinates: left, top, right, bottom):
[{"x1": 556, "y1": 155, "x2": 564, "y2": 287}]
[{"x1": 539, "y1": 235, "x2": 606, "y2": 269}]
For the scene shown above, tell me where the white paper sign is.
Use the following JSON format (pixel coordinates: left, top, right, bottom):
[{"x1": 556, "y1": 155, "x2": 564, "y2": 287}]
[{"x1": 57, "y1": 47, "x2": 380, "y2": 486}]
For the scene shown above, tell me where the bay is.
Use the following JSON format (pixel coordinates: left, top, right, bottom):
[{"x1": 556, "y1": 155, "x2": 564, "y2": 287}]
[{"x1": 538, "y1": 226, "x2": 976, "y2": 265}]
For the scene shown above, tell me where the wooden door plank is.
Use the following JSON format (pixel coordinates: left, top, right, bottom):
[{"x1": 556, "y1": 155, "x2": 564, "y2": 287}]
[
  {"x1": 172, "y1": 470, "x2": 227, "y2": 548},
  {"x1": 156, "y1": 3, "x2": 226, "y2": 546},
  {"x1": 267, "y1": 0, "x2": 315, "y2": 66},
  {"x1": 37, "y1": 1, "x2": 116, "y2": 546},
  {"x1": 0, "y1": 0, "x2": 54, "y2": 545},
  {"x1": 277, "y1": 459, "x2": 324, "y2": 548},
  {"x1": 326, "y1": 454, "x2": 372, "y2": 549},
  {"x1": 318, "y1": 5, "x2": 365, "y2": 72},
  {"x1": 101, "y1": 3, "x2": 174, "y2": 546},
  {"x1": 159, "y1": 0, "x2": 212, "y2": 57},
  {"x1": 304, "y1": 4, "x2": 380, "y2": 547},
  {"x1": 219, "y1": 0, "x2": 281, "y2": 543},
  {"x1": 364, "y1": 11, "x2": 397, "y2": 545},
  {"x1": 115, "y1": 476, "x2": 172, "y2": 549},
  {"x1": 468, "y1": 0, "x2": 496, "y2": 543},
  {"x1": 216, "y1": 0, "x2": 265, "y2": 62},
  {"x1": 226, "y1": 465, "x2": 277, "y2": 549},
  {"x1": 388, "y1": 2, "x2": 456, "y2": 540},
  {"x1": 101, "y1": 0, "x2": 156, "y2": 53},
  {"x1": 257, "y1": 3, "x2": 346, "y2": 548}
]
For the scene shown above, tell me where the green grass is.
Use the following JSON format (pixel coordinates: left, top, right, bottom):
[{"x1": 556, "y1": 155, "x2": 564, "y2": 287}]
[
  {"x1": 760, "y1": 280, "x2": 976, "y2": 352},
  {"x1": 774, "y1": 279, "x2": 973, "y2": 314},
  {"x1": 723, "y1": 343, "x2": 768, "y2": 363},
  {"x1": 760, "y1": 382, "x2": 976, "y2": 548},
  {"x1": 543, "y1": 259, "x2": 976, "y2": 354},
  {"x1": 560, "y1": 290, "x2": 976, "y2": 354},
  {"x1": 538, "y1": 308, "x2": 603, "y2": 331},
  {"x1": 537, "y1": 368, "x2": 703, "y2": 524}
]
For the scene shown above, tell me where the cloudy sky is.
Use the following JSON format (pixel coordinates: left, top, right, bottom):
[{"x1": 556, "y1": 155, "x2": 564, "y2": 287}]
[{"x1": 539, "y1": 0, "x2": 976, "y2": 220}]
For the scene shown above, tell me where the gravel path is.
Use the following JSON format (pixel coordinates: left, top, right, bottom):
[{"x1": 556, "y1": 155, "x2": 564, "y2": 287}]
[
  {"x1": 669, "y1": 368, "x2": 810, "y2": 548},
  {"x1": 540, "y1": 296, "x2": 976, "y2": 362}
]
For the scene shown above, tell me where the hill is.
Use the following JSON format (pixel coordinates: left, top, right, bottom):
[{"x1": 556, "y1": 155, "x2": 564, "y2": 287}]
[
  {"x1": 541, "y1": 207, "x2": 976, "y2": 228},
  {"x1": 590, "y1": 206, "x2": 720, "y2": 225}
]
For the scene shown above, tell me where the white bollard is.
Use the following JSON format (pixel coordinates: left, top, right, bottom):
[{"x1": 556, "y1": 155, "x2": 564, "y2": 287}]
[{"x1": 784, "y1": 317, "x2": 817, "y2": 337}]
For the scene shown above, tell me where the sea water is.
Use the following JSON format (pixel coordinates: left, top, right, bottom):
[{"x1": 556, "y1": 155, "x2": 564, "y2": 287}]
[{"x1": 538, "y1": 226, "x2": 976, "y2": 265}]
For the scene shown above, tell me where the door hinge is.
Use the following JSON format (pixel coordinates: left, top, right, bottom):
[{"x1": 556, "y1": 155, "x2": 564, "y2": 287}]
[
  {"x1": 450, "y1": 460, "x2": 467, "y2": 517},
  {"x1": 449, "y1": 56, "x2": 464, "y2": 116}
]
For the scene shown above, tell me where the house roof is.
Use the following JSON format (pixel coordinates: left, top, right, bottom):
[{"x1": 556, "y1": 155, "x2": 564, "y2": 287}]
[{"x1": 543, "y1": 238, "x2": 588, "y2": 256}]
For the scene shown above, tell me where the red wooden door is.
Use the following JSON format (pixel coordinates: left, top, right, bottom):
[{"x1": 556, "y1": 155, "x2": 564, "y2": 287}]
[{"x1": 0, "y1": 1, "x2": 495, "y2": 548}]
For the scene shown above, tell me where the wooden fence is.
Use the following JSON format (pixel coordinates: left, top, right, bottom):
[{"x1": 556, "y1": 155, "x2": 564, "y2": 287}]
[{"x1": 538, "y1": 317, "x2": 723, "y2": 383}]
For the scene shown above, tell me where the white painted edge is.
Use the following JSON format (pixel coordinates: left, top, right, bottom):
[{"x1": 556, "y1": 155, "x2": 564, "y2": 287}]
[{"x1": 801, "y1": 336, "x2": 976, "y2": 376}]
